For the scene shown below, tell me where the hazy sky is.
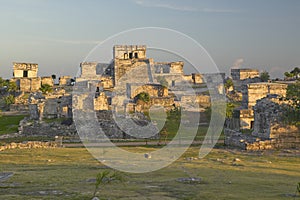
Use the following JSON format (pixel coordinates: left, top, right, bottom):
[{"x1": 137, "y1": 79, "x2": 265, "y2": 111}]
[{"x1": 0, "y1": 0, "x2": 299, "y2": 79}]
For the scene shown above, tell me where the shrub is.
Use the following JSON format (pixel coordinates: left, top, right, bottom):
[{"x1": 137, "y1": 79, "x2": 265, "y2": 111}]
[
  {"x1": 4, "y1": 95, "x2": 15, "y2": 105},
  {"x1": 135, "y1": 92, "x2": 150, "y2": 103},
  {"x1": 40, "y1": 84, "x2": 53, "y2": 94}
]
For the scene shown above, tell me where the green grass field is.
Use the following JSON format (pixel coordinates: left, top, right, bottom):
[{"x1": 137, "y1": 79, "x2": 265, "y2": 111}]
[
  {"x1": 0, "y1": 115, "x2": 26, "y2": 135},
  {"x1": 0, "y1": 147, "x2": 299, "y2": 200}
]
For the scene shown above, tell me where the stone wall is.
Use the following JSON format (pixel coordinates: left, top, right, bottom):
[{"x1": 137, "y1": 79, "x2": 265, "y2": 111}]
[
  {"x1": 0, "y1": 141, "x2": 58, "y2": 152},
  {"x1": 232, "y1": 77, "x2": 261, "y2": 92},
  {"x1": 80, "y1": 62, "x2": 99, "y2": 78},
  {"x1": 114, "y1": 59, "x2": 151, "y2": 85},
  {"x1": 224, "y1": 128, "x2": 300, "y2": 150},
  {"x1": 96, "y1": 110, "x2": 159, "y2": 139},
  {"x1": 41, "y1": 77, "x2": 54, "y2": 86},
  {"x1": 127, "y1": 83, "x2": 168, "y2": 99},
  {"x1": 234, "y1": 109, "x2": 254, "y2": 130},
  {"x1": 182, "y1": 75, "x2": 193, "y2": 83},
  {"x1": 94, "y1": 92, "x2": 109, "y2": 111},
  {"x1": 231, "y1": 69, "x2": 259, "y2": 81},
  {"x1": 242, "y1": 82, "x2": 287, "y2": 109},
  {"x1": 181, "y1": 95, "x2": 210, "y2": 108},
  {"x1": 9, "y1": 104, "x2": 29, "y2": 112},
  {"x1": 20, "y1": 118, "x2": 77, "y2": 137},
  {"x1": 18, "y1": 77, "x2": 41, "y2": 92},
  {"x1": 224, "y1": 129, "x2": 251, "y2": 149},
  {"x1": 191, "y1": 73, "x2": 204, "y2": 84},
  {"x1": 100, "y1": 76, "x2": 114, "y2": 89},
  {"x1": 59, "y1": 76, "x2": 72, "y2": 86}
]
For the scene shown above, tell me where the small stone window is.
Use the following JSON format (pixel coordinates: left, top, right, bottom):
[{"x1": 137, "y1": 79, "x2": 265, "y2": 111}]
[
  {"x1": 162, "y1": 66, "x2": 170, "y2": 73},
  {"x1": 23, "y1": 70, "x2": 28, "y2": 77},
  {"x1": 107, "y1": 97, "x2": 112, "y2": 105},
  {"x1": 134, "y1": 52, "x2": 138, "y2": 58},
  {"x1": 129, "y1": 52, "x2": 133, "y2": 59},
  {"x1": 172, "y1": 80, "x2": 175, "y2": 87},
  {"x1": 250, "y1": 121, "x2": 254, "y2": 129}
]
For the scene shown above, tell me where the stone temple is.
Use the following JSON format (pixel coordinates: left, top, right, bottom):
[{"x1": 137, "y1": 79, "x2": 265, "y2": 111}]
[
  {"x1": 71, "y1": 45, "x2": 222, "y2": 139},
  {"x1": 11, "y1": 62, "x2": 55, "y2": 93},
  {"x1": 75, "y1": 45, "x2": 216, "y2": 113}
]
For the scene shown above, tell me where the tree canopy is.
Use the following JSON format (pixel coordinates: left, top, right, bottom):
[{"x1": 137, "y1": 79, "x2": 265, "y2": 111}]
[
  {"x1": 260, "y1": 71, "x2": 270, "y2": 82},
  {"x1": 284, "y1": 67, "x2": 300, "y2": 80},
  {"x1": 284, "y1": 81, "x2": 300, "y2": 127}
]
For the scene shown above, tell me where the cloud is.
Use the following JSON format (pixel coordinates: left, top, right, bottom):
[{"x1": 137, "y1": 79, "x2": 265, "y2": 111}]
[
  {"x1": 202, "y1": 8, "x2": 240, "y2": 14},
  {"x1": 133, "y1": 0, "x2": 240, "y2": 13},
  {"x1": 135, "y1": 0, "x2": 198, "y2": 12},
  {"x1": 231, "y1": 58, "x2": 244, "y2": 69}
]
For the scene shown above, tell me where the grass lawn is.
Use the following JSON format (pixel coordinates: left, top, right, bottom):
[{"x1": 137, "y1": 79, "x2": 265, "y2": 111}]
[
  {"x1": 0, "y1": 147, "x2": 299, "y2": 200},
  {"x1": 0, "y1": 115, "x2": 26, "y2": 135}
]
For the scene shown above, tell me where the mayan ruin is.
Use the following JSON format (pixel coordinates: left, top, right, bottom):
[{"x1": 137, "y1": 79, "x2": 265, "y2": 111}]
[{"x1": 0, "y1": 1, "x2": 299, "y2": 199}]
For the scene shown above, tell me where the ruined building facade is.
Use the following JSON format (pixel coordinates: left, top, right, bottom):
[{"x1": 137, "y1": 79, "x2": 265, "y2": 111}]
[{"x1": 234, "y1": 82, "x2": 287, "y2": 130}]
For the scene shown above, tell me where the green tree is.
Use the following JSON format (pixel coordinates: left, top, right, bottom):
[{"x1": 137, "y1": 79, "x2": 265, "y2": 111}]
[
  {"x1": 286, "y1": 81, "x2": 300, "y2": 100},
  {"x1": 291, "y1": 67, "x2": 300, "y2": 79},
  {"x1": 224, "y1": 78, "x2": 233, "y2": 91},
  {"x1": 4, "y1": 95, "x2": 15, "y2": 105},
  {"x1": 285, "y1": 67, "x2": 300, "y2": 80},
  {"x1": 40, "y1": 84, "x2": 53, "y2": 94},
  {"x1": 260, "y1": 71, "x2": 270, "y2": 82},
  {"x1": 7, "y1": 81, "x2": 17, "y2": 92},
  {"x1": 0, "y1": 78, "x2": 18, "y2": 92},
  {"x1": 284, "y1": 72, "x2": 293, "y2": 79},
  {"x1": 0, "y1": 77, "x2": 5, "y2": 87},
  {"x1": 284, "y1": 81, "x2": 300, "y2": 127}
]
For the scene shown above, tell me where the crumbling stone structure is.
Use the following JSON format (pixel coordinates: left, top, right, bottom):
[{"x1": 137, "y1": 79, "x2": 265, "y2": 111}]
[
  {"x1": 234, "y1": 82, "x2": 287, "y2": 129},
  {"x1": 11, "y1": 62, "x2": 40, "y2": 92},
  {"x1": 28, "y1": 93, "x2": 72, "y2": 120},
  {"x1": 11, "y1": 62, "x2": 57, "y2": 93},
  {"x1": 225, "y1": 95, "x2": 299, "y2": 150}
]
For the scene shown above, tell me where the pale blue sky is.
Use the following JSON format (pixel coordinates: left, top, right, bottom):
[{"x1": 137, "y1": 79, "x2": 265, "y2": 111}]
[{"x1": 0, "y1": 0, "x2": 299, "y2": 78}]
